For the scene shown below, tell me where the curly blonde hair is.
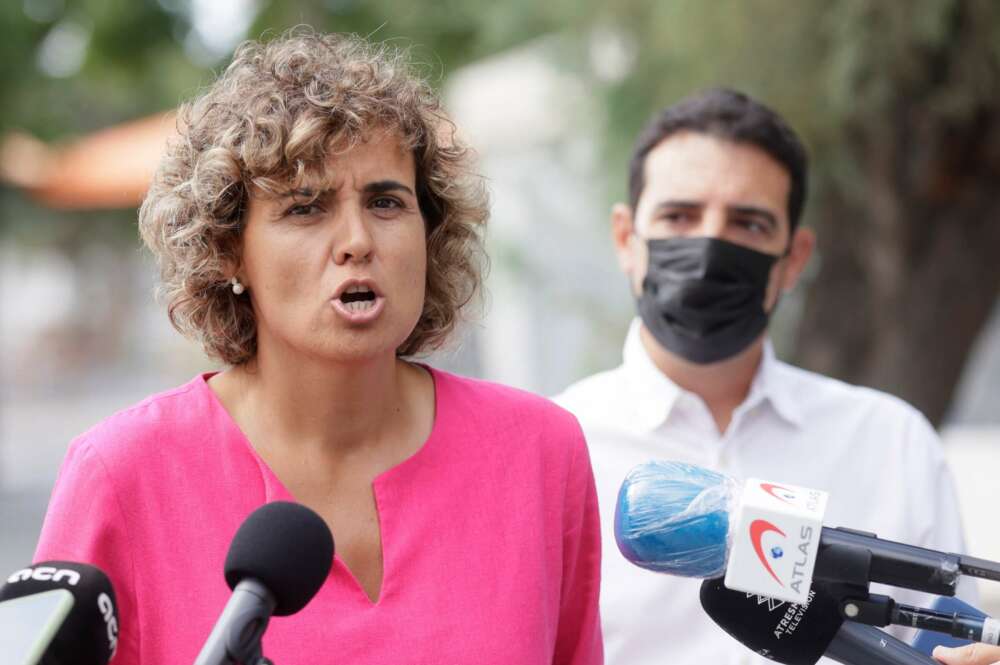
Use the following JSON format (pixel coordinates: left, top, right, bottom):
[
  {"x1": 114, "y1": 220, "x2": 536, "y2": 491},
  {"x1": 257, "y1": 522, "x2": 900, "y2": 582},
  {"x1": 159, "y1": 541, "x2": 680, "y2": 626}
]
[{"x1": 139, "y1": 29, "x2": 488, "y2": 365}]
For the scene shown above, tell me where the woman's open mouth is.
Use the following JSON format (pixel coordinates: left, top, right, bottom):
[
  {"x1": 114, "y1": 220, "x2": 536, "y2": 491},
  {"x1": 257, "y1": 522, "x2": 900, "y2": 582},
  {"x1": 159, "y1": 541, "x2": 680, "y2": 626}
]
[
  {"x1": 331, "y1": 282, "x2": 385, "y2": 323},
  {"x1": 340, "y1": 284, "x2": 377, "y2": 311}
]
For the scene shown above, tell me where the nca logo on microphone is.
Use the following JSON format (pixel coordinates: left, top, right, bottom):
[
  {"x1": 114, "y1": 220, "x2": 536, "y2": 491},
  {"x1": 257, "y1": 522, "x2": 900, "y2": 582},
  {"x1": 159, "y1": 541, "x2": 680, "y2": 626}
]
[
  {"x1": 99, "y1": 591, "x2": 119, "y2": 656},
  {"x1": 7, "y1": 566, "x2": 81, "y2": 586},
  {"x1": 724, "y1": 479, "x2": 829, "y2": 605}
]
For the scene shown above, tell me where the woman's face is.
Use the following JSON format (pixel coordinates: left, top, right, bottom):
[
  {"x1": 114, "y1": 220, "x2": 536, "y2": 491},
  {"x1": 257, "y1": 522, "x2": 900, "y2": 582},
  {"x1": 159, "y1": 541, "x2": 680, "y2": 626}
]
[{"x1": 238, "y1": 130, "x2": 427, "y2": 363}]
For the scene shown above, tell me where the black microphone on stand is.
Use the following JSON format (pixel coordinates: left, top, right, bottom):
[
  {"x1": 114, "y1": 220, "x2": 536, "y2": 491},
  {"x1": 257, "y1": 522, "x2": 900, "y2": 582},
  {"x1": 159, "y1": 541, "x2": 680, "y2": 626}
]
[
  {"x1": 194, "y1": 501, "x2": 335, "y2": 665},
  {"x1": 699, "y1": 577, "x2": 936, "y2": 664}
]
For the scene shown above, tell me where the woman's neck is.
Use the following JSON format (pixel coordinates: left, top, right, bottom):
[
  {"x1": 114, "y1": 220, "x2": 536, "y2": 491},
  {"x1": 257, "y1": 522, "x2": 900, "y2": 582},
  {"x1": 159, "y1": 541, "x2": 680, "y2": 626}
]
[{"x1": 212, "y1": 344, "x2": 424, "y2": 459}]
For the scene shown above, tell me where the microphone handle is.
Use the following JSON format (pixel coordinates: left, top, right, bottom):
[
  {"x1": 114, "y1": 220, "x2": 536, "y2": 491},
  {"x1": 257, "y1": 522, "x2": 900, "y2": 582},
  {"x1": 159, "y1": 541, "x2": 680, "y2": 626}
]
[
  {"x1": 825, "y1": 621, "x2": 936, "y2": 665},
  {"x1": 958, "y1": 555, "x2": 1000, "y2": 584},
  {"x1": 891, "y1": 603, "x2": 1000, "y2": 646},
  {"x1": 819, "y1": 527, "x2": 963, "y2": 596},
  {"x1": 193, "y1": 579, "x2": 276, "y2": 665}
]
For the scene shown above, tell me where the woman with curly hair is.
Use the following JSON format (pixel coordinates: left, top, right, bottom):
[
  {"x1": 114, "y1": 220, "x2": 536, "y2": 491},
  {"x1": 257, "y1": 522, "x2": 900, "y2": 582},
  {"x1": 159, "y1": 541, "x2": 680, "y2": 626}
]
[{"x1": 34, "y1": 29, "x2": 602, "y2": 665}]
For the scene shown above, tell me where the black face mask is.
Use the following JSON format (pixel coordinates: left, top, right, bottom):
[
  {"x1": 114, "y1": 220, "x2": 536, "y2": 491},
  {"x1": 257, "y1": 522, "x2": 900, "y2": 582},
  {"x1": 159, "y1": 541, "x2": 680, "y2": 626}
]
[{"x1": 636, "y1": 236, "x2": 779, "y2": 364}]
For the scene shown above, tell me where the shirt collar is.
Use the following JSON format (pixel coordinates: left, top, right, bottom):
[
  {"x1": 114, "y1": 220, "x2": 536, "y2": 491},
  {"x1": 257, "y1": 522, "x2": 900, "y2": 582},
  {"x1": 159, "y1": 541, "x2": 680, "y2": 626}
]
[
  {"x1": 748, "y1": 340, "x2": 805, "y2": 427},
  {"x1": 621, "y1": 319, "x2": 682, "y2": 432},
  {"x1": 621, "y1": 319, "x2": 805, "y2": 431}
]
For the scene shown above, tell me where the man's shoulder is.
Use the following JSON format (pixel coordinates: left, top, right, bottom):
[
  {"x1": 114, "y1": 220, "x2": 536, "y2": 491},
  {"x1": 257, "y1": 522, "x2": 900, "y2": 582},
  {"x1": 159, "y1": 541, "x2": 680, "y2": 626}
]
[
  {"x1": 775, "y1": 360, "x2": 912, "y2": 409},
  {"x1": 553, "y1": 366, "x2": 628, "y2": 420},
  {"x1": 774, "y1": 361, "x2": 937, "y2": 441}
]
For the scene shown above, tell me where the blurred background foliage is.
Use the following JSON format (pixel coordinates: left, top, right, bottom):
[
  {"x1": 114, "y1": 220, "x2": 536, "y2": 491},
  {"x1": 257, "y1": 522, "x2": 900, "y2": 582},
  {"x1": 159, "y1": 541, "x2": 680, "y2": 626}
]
[{"x1": 1, "y1": 0, "x2": 999, "y2": 424}]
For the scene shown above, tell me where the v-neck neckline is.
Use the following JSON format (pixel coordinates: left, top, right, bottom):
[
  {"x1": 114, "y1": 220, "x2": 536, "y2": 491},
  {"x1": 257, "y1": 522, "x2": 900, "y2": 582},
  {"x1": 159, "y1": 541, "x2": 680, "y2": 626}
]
[{"x1": 197, "y1": 365, "x2": 444, "y2": 607}]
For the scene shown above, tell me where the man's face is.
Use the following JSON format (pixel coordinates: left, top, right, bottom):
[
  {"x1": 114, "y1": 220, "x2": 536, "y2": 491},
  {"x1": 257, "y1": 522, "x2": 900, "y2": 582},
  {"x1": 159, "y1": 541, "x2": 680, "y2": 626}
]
[{"x1": 613, "y1": 131, "x2": 813, "y2": 313}]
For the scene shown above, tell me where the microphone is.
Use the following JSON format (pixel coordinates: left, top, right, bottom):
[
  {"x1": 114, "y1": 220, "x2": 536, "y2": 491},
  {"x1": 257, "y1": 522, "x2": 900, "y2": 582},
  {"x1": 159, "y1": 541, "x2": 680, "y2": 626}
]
[
  {"x1": 911, "y1": 596, "x2": 994, "y2": 654},
  {"x1": 699, "y1": 576, "x2": 936, "y2": 664},
  {"x1": 614, "y1": 461, "x2": 1000, "y2": 598},
  {"x1": 0, "y1": 560, "x2": 119, "y2": 665},
  {"x1": 194, "y1": 501, "x2": 335, "y2": 665},
  {"x1": 613, "y1": 461, "x2": 737, "y2": 578},
  {"x1": 833, "y1": 593, "x2": 1000, "y2": 649}
]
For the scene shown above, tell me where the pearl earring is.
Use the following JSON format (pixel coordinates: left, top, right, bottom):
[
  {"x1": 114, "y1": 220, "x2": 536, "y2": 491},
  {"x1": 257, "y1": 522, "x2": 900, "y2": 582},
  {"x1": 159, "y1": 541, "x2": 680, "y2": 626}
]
[{"x1": 231, "y1": 277, "x2": 245, "y2": 295}]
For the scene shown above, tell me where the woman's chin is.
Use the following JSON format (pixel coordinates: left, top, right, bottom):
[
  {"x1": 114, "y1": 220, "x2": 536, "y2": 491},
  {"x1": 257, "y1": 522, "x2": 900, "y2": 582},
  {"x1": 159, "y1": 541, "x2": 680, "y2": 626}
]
[{"x1": 311, "y1": 331, "x2": 412, "y2": 365}]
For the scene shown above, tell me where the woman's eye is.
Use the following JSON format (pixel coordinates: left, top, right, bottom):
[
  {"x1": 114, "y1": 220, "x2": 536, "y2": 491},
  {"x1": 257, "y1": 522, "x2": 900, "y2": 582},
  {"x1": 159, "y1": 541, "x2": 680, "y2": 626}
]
[
  {"x1": 286, "y1": 203, "x2": 320, "y2": 217},
  {"x1": 370, "y1": 197, "x2": 404, "y2": 216},
  {"x1": 371, "y1": 197, "x2": 401, "y2": 210}
]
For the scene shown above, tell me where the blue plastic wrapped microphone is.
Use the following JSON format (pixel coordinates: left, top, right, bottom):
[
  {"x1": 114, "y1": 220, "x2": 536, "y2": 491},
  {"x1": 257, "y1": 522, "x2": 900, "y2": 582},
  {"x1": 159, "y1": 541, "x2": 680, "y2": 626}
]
[{"x1": 614, "y1": 460, "x2": 738, "y2": 578}]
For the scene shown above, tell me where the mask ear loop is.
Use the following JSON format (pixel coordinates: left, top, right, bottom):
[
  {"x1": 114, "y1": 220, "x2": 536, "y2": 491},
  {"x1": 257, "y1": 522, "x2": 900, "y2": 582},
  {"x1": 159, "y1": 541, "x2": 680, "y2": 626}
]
[
  {"x1": 772, "y1": 229, "x2": 800, "y2": 306},
  {"x1": 780, "y1": 223, "x2": 800, "y2": 258}
]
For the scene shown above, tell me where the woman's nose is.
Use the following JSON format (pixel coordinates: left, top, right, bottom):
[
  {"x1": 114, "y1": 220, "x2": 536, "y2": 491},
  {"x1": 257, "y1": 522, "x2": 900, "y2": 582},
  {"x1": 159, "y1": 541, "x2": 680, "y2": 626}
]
[{"x1": 333, "y1": 206, "x2": 374, "y2": 265}]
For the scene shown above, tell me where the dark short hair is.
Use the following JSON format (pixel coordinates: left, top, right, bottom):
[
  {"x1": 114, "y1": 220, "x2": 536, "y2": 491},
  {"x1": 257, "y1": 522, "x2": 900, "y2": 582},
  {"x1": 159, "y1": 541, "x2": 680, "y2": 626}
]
[{"x1": 628, "y1": 88, "x2": 809, "y2": 231}]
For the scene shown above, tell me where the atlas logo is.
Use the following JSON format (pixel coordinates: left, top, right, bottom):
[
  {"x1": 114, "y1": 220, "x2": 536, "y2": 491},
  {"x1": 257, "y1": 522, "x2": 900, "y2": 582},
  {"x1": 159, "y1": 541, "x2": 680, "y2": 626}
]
[
  {"x1": 760, "y1": 482, "x2": 797, "y2": 504},
  {"x1": 750, "y1": 520, "x2": 786, "y2": 586},
  {"x1": 750, "y1": 519, "x2": 817, "y2": 594},
  {"x1": 98, "y1": 592, "x2": 119, "y2": 656},
  {"x1": 7, "y1": 566, "x2": 81, "y2": 586}
]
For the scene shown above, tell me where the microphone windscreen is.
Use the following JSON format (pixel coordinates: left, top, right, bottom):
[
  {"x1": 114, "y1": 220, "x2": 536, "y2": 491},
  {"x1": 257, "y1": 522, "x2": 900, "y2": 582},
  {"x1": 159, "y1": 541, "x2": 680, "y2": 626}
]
[
  {"x1": 224, "y1": 501, "x2": 335, "y2": 616},
  {"x1": 0, "y1": 561, "x2": 118, "y2": 665},
  {"x1": 699, "y1": 576, "x2": 843, "y2": 665},
  {"x1": 615, "y1": 461, "x2": 736, "y2": 578}
]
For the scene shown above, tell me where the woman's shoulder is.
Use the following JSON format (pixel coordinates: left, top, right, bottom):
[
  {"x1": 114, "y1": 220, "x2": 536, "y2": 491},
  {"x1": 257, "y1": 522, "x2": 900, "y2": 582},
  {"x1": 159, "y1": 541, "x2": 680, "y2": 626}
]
[
  {"x1": 432, "y1": 366, "x2": 575, "y2": 415},
  {"x1": 70, "y1": 374, "x2": 219, "y2": 469},
  {"x1": 429, "y1": 367, "x2": 585, "y2": 448}
]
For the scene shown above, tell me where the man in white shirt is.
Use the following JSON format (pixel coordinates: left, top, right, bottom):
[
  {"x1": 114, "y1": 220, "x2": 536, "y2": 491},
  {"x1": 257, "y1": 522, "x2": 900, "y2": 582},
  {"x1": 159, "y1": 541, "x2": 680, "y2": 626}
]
[{"x1": 555, "y1": 88, "x2": 975, "y2": 664}]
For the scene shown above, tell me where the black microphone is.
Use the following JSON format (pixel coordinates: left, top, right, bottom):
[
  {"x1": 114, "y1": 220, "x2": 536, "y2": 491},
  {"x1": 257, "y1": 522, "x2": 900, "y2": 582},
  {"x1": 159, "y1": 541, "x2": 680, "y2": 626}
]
[
  {"x1": 194, "y1": 501, "x2": 335, "y2": 665},
  {"x1": 833, "y1": 593, "x2": 1000, "y2": 647},
  {"x1": 0, "y1": 560, "x2": 119, "y2": 665},
  {"x1": 699, "y1": 576, "x2": 936, "y2": 664}
]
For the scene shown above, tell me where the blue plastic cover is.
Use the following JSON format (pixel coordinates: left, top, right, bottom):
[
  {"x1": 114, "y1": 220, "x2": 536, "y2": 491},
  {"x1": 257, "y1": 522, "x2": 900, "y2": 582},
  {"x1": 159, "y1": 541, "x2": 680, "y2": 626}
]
[{"x1": 614, "y1": 460, "x2": 738, "y2": 578}]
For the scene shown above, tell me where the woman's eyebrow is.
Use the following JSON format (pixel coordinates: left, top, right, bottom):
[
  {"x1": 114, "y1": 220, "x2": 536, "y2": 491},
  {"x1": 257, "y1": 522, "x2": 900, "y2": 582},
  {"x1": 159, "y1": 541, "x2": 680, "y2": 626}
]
[
  {"x1": 364, "y1": 180, "x2": 414, "y2": 196},
  {"x1": 278, "y1": 188, "x2": 324, "y2": 200},
  {"x1": 277, "y1": 181, "x2": 415, "y2": 199}
]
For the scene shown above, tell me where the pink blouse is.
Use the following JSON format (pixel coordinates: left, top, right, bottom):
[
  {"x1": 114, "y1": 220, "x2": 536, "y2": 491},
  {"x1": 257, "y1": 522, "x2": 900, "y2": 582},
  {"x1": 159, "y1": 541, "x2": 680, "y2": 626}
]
[{"x1": 35, "y1": 368, "x2": 602, "y2": 664}]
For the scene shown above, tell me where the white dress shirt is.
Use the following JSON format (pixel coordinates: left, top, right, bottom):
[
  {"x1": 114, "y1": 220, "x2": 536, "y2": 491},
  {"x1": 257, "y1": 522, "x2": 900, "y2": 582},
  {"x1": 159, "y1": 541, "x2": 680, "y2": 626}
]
[{"x1": 555, "y1": 319, "x2": 976, "y2": 665}]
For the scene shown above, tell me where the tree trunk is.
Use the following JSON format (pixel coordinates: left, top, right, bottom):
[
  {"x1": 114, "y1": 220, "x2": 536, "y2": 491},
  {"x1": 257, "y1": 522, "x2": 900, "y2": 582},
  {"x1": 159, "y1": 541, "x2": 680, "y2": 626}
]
[{"x1": 794, "y1": 2, "x2": 1000, "y2": 426}]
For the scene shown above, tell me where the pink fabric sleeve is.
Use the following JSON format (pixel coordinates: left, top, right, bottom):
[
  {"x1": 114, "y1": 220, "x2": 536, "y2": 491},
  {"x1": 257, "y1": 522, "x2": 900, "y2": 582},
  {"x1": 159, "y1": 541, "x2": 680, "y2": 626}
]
[
  {"x1": 553, "y1": 419, "x2": 604, "y2": 665},
  {"x1": 34, "y1": 438, "x2": 140, "y2": 665}
]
